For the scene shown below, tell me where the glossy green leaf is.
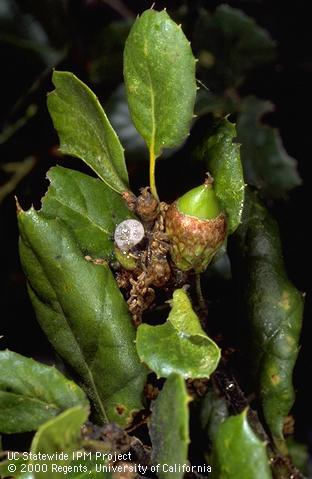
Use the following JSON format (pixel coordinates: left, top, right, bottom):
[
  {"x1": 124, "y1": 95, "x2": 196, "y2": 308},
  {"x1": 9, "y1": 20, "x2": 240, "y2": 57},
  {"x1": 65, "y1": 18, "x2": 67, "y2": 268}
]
[
  {"x1": 196, "y1": 118, "x2": 244, "y2": 234},
  {"x1": 30, "y1": 406, "x2": 88, "y2": 479},
  {"x1": 0, "y1": 350, "x2": 88, "y2": 434},
  {"x1": 41, "y1": 166, "x2": 134, "y2": 258},
  {"x1": 124, "y1": 9, "x2": 196, "y2": 156},
  {"x1": 18, "y1": 209, "x2": 147, "y2": 426},
  {"x1": 136, "y1": 289, "x2": 220, "y2": 379},
  {"x1": 47, "y1": 71, "x2": 129, "y2": 193},
  {"x1": 237, "y1": 96, "x2": 301, "y2": 198},
  {"x1": 150, "y1": 374, "x2": 190, "y2": 479},
  {"x1": 212, "y1": 410, "x2": 272, "y2": 479},
  {"x1": 234, "y1": 190, "x2": 304, "y2": 446},
  {"x1": 194, "y1": 5, "x2": 276, "y2": 91}
]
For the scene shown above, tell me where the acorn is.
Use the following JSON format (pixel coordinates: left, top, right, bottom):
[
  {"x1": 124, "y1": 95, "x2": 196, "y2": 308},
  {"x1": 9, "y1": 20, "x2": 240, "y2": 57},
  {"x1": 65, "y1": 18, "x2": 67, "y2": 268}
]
[{"x1": 165, "y1": 177, "x2": 227, "y2": 273}]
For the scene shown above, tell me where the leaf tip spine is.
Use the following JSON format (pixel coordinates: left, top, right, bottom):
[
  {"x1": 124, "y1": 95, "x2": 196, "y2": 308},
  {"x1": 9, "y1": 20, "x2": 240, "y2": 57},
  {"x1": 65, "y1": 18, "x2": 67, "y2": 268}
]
[{"x1": 15, "y1": 196, "x2": 23, "y2": 214}]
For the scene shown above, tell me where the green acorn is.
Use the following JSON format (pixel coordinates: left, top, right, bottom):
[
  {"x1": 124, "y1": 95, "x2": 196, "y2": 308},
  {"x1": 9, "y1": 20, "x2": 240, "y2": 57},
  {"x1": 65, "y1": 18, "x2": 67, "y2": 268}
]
[{"x1": 165, "y1": 177, "x2": 227, "y2": 273}]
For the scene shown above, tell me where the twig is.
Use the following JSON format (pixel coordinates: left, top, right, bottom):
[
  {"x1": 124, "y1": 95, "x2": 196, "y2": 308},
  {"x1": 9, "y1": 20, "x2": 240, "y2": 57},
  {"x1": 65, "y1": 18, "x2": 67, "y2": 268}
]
[
  {"x1": 0, "y1": 157, "x2": 35, "y2": 204},
  {"x1": 195, "y1": 273, "x2": 208, "y2": 317},
  {"x1": 0, "y1": 105, "x2": 37, "y2": 145}
]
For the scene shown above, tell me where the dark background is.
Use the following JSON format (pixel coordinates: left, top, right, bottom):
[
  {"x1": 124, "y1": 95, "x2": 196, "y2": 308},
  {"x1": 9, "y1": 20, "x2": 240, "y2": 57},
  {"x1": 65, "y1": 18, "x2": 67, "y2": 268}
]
[{"x1": 0, "y1": 0, "x2": 310, "y2": 452}]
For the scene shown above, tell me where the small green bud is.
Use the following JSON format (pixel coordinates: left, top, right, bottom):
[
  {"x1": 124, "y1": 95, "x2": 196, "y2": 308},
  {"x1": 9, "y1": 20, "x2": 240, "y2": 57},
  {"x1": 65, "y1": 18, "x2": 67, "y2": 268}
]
[
  {"x1": 114, "y1": 246, "x2": 138, "y2": 271},
  {"x1": 165, "y1": 178, "x2": 227, "y2": 273}
]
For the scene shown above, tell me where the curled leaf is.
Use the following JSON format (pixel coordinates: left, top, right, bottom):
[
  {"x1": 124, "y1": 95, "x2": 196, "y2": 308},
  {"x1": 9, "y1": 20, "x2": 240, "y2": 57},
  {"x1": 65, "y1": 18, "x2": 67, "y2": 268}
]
[
  {"x1": 234, "y1": 190, "x2": 304, "y2": 447},
  {"x1": 196, "y1": 118, "x2": 244, "y2": 234},
  {"x1": 136, "y1": 289, "x2": 220, "y2": 379}
]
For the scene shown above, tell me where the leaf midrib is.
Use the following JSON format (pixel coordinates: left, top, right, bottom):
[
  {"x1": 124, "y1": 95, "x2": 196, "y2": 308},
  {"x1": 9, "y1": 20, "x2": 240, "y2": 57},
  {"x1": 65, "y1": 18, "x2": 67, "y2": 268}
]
[
  {"x1": 144, "y1": 37, "x2": 157, "y2": 154},
  {"x1": 45, "y1": 194, "x2": 112, "y2": 237},
  {"x1": 52, "y1": 91, "x2": 123, "y2": 191},
  {"x1": 0, "y1": 390, "x2": 59, "y2": 412}
]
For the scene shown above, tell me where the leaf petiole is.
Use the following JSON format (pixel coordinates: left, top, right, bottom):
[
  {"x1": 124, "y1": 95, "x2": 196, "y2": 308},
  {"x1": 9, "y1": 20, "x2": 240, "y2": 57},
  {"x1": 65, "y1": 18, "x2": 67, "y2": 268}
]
[{"x1": 149, "y1": 146, "x2": 159, "y2": 201}]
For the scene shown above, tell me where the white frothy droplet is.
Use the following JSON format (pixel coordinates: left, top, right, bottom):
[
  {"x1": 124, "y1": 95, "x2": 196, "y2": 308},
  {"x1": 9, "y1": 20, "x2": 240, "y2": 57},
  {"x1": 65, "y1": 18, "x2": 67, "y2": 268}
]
[{"x1": 114, "y1": 219, "x2": 145, "y2": 251}]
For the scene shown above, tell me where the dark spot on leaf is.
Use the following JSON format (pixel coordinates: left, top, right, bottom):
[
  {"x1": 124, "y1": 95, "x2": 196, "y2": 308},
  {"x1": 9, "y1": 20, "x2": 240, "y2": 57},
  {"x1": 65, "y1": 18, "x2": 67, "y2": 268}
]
[
  {"x1": 116, "y1": 405, "x2": 125, "y2": 415},
  {"x1": 271, "y1": 374, "x2": 280, "y2": 385}
]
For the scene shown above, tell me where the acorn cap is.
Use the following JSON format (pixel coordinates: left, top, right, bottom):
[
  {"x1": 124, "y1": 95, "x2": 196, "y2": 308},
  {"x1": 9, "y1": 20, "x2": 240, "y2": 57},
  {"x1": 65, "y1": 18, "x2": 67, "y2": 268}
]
[{"x1": 166, "y1": 179, "x2": 227, "y2": 273}]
